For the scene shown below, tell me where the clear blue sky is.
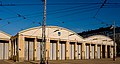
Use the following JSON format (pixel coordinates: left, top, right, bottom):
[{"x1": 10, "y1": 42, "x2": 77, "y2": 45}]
[{"x1": 0, "y1": 0, "x2": 120, "y2": 35}]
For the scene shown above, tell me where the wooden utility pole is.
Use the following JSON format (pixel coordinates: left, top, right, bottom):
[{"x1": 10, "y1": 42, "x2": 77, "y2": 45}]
[
  {"x1": 40, "y1": 0, "x2": 46, "y2": 64},
  {"x1": 113, "y1": 21, "x2": 116, "y2": 61}
]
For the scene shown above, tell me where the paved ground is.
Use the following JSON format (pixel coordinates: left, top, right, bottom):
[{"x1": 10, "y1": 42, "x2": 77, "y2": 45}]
[
  {"x1": 48, "y1": 58, "x2": 119, "y2": 64},
  {"x1": 1, "y1": 57, "x2": 120, "y2": 64}
]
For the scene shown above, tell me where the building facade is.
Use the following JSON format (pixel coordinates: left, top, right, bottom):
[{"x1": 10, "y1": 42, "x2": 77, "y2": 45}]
[
  {"x1": 0, "y1": 31, "x2": 11, "y2": 60},
  {"x1": 78, "y1": 26, "x2": 120, "y2": 56},
  {"x1": 10, "y1": 26, "x2": 115, "y2": 62}
]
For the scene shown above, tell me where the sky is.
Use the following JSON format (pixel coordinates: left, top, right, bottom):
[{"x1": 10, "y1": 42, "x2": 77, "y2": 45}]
[{"x1": 0, "y1": 0, "x2": 120, "y2": 35}]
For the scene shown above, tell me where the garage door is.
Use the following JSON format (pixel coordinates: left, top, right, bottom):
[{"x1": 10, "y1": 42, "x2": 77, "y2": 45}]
[
  {"x1": 77, "y1": 43, "x2": 81, "y2": 59},
  {"x1": 29, "y1": 41, "x2": 34, "y2": 60},
  {"x1": 36, "y1": 39, "x2": 41, "y2": 60},
  {"x1": 107, "y1": 46, "x2": 110, "y2": 58},
  {"x1": 50, "y1": 40, "x2": 57, "y2": 60},
  {"x1": 59, "y1": 42, "x2": 65, "y2": 60},
  {"x1": 91, "y1": 45, "x2": 95, "y2": 59},
  {"x1": 102, "y1": 45, "x2": 105, "y2": 58},
  {"x1": 97, "y1": 46, "x2": 101, "y2": 59},
  {"x1": 0, "y1": 43, "x2": 4, "y2": 59},
  {"x1": 25, "y1": 40, "x2": 34, "y2": 61},
  {"x1": 4, "y1": 43, "x2": 9, "y2": 59},
  {"x1": 53, "y1": 43, "x2": 56, "y2": 60},
  {"x1": 25, "y1": 41, "x2": 28, "y2": 60},
  {"x1": 0, "y1": 42, "x2": 9, "y2": 60},
  {"x1": 70, "y1": 42, "x2": 75, "y2": 59},
  {"x1": 86, "y1": 45, "x2": 90, "y2": 59}
]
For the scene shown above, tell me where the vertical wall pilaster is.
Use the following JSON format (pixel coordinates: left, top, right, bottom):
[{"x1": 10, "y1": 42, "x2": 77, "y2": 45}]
[
  {"x1": 95, "y1": 44, "x2": 97, "y2": 59},
  {"x1": 46, "y1": 38, "x2": 50, "y2": 60},
  {"x1": 66, "y1": 40, "x2": 69, "y2": 60},
  {"x1": 105, "y1": 45, "x2": 107, "y2": 58},
  {"x1": 16, "y1": 38, "x2": 19, "y2": 61},
  {"x1": 110, "y1": 45, "x2": 112, "y2": 58},
  {"x1": 34, "y1": 38, "x2": 37, "y2": 60},
  {"x1": 115, "y1": 43, "x2": 117, "y2": 57},
  {"x1": 100, "y1": 45, "x2": 102, "y2": 58},
  {"x1": 90, "y1": 44, "x2": 92, "y2": 59},
  {"x1": 18, "y1": 34, "x2": 25, "y2": 61},
  {"x1": 9, "y1": 40, "x2": 12, "y2": 59},
  {"x1": 56, "y1": 39, "x2": 59, "y2": 60},
  {"x1": 74, "y1": 42, "x2": 77, "y2": 59},
  {"x1": 10, "y1": 40, "x2": 13, "y2": 60},
  {"x1": 82, "y1": 43, "x2": 85, "y2": 59}
]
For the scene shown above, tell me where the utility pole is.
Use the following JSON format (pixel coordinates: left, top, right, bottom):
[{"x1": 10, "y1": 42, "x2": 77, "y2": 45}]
[
  {"x1": 40, "y1": 0, "x2": 46, "y2": 64},
  {"x1": 113, "y1": 21, "x2": 116, "y2": 61}
]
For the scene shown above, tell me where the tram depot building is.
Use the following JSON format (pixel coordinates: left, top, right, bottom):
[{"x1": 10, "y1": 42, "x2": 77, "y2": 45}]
[{"x1": 0, "y1": 26, "x2": 116, "y2": 61}]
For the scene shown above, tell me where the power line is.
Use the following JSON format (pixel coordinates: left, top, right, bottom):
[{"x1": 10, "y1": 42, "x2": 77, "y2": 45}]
[
  {"x1": 103, "y1": 4, "x2": 120, "y2": 8},
  {"x1": 47, "y1": 5, "x2": 98, "y2": 15},
  {"x1": 93, "y1": 0, "x2": 107, "y2": 18},
  {"x1": 0, "y1": 2, "x2": 120, "y2": 6},
  {"x1": 0, "y1": 1, "x2": 26, "y2": 19},
  {"x1": 52, "y1": 7, "x2": 98, "y2": 19},
  {"x1": 22, "y1": 5, "x2": 99, "y2": 26},
  {"x1": 26, "y1": 4, "x2": 99, "y2": 19},
  {"x1": 0, "y1": 1, "x2": 119, "y2": 29},
  {"x1": 0, "y1": 4, "x2": 97, "y2": 21},
  {"x1": 0, "y1": 2, "x2": 119, "y2": 21},
  {"x1": 26, "y1": 6, "x2": 97, "y2": 15},
  {"x1": 24, "y1": 4, "x2": 96, "y2": 16},
  {"x1": 0, "y1": 4, "x2": 108, "y2": 29},
  {"x1": 1, "y1": 6, "x2": 26, "y2": 19}
]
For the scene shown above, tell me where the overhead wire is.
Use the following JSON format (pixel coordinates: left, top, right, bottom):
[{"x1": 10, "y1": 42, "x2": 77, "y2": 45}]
[
  {"x1": 0, "y1": 2, "x2": 120, "y2": 21},
  {"x1": 17, "y1": 4, "x2": 100, "y2": 28},
  {"x1": 50, "y1": 6, "x2": 99, "y2": 19},
  {"x1": 93, "y1": 0, "x2": 107, "y2": 18},
  {"x1": 0, "y1": 1, "x2": 120, "y2": 33},
  {"x1": 0, "y1": 3, "x2": 120, "y2": 6},
  {"x1": 25, "y1": 4, "x2": 99, "y2": 19},
  {"x1": 1, "y1": 6, "x2": 26, "y2": 19},
  {"x1": 0, "y1": 14, "x2": 42, "y2": 32},
  {"x1": 22, "y1": 5, "x2": 99, "y2": 28},
  {"x1": 47, "y1": 5, "x2": 98, "y2": 16},
  {"x1": 103, "y1": 4, "x2": 120, "y2": 8},
  {"x1": 24, "y1": 4, "x2": 96, "y2": 17},
  {"x1": 0, "y1": 4, "x2": 96, "y2": 21},
  {"x1": 0, "y1": 1, "x2": 26, "y2": 20}
]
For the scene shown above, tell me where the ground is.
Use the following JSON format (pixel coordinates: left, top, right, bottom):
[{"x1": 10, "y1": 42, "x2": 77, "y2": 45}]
[{"x1": 1, "y1": 57, "x2": 120, "y2": 64}]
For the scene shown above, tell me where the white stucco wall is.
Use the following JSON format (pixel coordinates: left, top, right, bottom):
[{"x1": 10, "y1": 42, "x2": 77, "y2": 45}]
[
  {"x1": 84, "y1": 35, "x2": 113, "y2": 45},
  {"x1": 19, "y1": 26, "x2": 84, "y2": 42},
  {"x1": 0, "y1": 31, "x2": 11, "y2": 39}
]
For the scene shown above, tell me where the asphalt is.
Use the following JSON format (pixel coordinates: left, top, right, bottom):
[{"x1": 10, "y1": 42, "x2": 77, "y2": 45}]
[{"x1": 1, "y1": 57, "x2": 120, "y2": 64}]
